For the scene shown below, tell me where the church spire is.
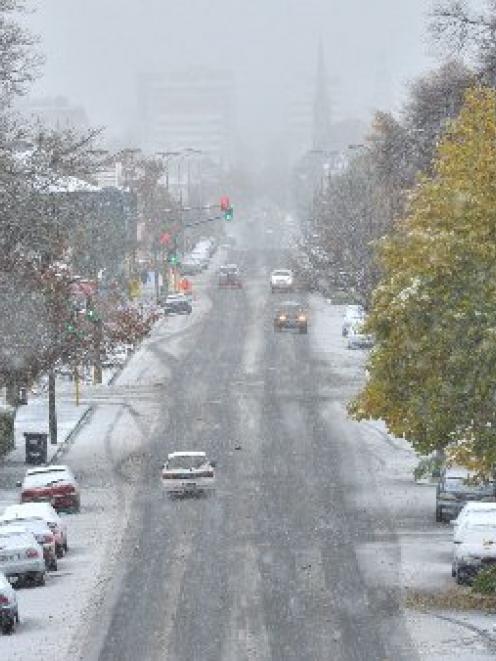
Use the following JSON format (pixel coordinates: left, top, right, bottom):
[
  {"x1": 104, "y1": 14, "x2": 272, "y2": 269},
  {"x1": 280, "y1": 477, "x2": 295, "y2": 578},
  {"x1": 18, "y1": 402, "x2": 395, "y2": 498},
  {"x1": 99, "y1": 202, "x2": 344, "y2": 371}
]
[{"x1": 312, "y1": 41, "x2": 331, "y2": 151}]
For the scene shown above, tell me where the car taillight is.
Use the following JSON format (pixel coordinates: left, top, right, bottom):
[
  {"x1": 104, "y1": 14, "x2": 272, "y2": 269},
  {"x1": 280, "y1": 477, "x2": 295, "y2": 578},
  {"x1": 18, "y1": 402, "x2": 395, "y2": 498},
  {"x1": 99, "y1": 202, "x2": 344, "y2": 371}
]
[
  {"x1": 26, "y1": 548, "x2": 39, "y2": 558},
  {"x1": 42, "y1": 534, "x2": 54, "y2": 544},
  {"x1": 0, "y1": 595, "x2": 8, "y2": 605}
]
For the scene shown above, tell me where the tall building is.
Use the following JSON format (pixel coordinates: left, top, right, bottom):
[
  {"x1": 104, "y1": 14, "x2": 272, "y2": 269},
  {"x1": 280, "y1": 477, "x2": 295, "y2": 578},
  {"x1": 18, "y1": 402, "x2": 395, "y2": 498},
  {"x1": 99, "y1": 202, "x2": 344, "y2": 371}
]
[
  {"x1": 138, "y1": 70, "x2": 235, "y2": 166},
  {"x1": 19, "y1": 96, "x2": 89, "y2": 132},
  {"x1": 312, "y1": 42, "x2": 332, "y2": 152}
]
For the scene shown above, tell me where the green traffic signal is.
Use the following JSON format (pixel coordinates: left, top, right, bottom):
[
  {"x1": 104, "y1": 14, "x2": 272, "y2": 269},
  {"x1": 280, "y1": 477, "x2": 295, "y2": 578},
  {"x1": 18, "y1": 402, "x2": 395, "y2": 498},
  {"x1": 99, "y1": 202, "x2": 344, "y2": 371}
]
[
  {"x1": 224, "y1": 206, "x2": 234, "y2": 221},
  {"x1": 86, "y1": 308, "x2": 99, "y2": 323}
]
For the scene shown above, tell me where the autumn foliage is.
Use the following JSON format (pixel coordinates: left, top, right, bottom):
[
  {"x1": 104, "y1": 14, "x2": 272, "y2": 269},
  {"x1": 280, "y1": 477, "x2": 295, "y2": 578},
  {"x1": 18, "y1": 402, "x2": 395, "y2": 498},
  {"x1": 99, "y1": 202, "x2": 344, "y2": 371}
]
[{"x1": 350, "y1": 87, "x2": 496, "y2": 473}]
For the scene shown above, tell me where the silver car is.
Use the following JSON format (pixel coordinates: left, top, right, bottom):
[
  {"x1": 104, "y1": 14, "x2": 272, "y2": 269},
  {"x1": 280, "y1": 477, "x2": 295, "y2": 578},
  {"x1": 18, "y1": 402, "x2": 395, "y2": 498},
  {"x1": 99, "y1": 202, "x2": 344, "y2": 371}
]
[
  {"x1": 0, "y1": 519, "x2": 57, "y2": 571},
  {"x1": 162, "y1": 451, "x2": 216, "y2": 497},
  {"x1": 0, "y1": 528, "x2": 46, "y2": 586},
  {"x1": 0, "y1": 571, "x2": 19, "y2": 634}
]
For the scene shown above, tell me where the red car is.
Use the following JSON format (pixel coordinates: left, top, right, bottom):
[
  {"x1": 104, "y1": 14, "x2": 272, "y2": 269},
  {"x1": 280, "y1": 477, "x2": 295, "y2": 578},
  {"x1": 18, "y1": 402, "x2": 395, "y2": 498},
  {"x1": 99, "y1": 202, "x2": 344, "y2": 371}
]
[{"x1": 17, "y1": 465, "x2": 81, "y2": 513}]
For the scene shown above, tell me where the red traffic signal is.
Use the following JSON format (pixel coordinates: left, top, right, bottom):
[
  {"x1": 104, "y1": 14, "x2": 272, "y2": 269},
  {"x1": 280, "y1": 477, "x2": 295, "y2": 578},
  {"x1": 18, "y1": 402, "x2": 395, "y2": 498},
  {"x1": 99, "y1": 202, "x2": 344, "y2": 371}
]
[
  {"x1": 220, "y1": 195, "x2": 230, "y2": 211},
  {"x1": 159, "y1": 232, "x2": 172, "y2": 246}
]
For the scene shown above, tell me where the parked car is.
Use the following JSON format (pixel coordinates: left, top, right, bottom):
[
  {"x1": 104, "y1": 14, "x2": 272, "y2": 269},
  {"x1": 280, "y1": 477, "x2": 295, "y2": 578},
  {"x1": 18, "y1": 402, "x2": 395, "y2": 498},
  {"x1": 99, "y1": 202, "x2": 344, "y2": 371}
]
[
  {"x1": 0, "y1": 528, "x2": 45, "y2": 587},
  {"x1": 0, "y1": 571, "x2": 19, "y2": 634},
  {"x1": 17, "y1": 464, "x2": 80, "y2": 513},
  {"x1": 0, "y1": 519, "x2": 57, "y2": 571},
  {"x1": 1, "y1": 503, "x2": 69, "y2": 558},
  {"x1": 274, "y1": 301, "x2": 308, "y2": 334},
  {"x1": 270, "y1": 269, "x2": 294, "y2": 292},
  {"x1": 163, "y1": 293, "x2": 192, "y2": 315},
  {"x1": 452, "y1": 522, "x2": 496, "y2": 584},
  {"x1": 180, "y1": 258, "x2": 203, "y2": 276},
  {"x1": 218, "y1": 264, "x2": 242, "y2": 288},
  {"x1": 436, "y1": 466, "x2": 495, "y2": 522},
  {"x1": 452, "y1": 502, "x2": 496, "y2": 536},
  {"x1": 347, "y1": 320, "x2": 374, "y2": 349},
  {"x1": 162, "y1": 451, "x2": 216, "y2": 497},
  {"x1": 342, "y1": 305, "x2": 365, "y2": 337}
]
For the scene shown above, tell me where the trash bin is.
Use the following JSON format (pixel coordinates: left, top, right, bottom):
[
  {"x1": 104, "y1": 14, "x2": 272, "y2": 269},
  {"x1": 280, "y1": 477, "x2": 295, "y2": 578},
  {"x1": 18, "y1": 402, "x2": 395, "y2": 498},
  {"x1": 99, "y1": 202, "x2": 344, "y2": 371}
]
[
  {"x1": 24, "y1": 432, "x2": 48, "y2": 465},
  {"x1": 18, "y1": 387, "x2": 28, "y2": 405}
]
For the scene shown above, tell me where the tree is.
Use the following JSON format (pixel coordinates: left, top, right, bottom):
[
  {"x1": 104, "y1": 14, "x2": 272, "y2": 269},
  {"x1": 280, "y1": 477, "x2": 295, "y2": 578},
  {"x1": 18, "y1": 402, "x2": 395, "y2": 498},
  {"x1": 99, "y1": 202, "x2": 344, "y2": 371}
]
[
  {"x1": 305, "y1": 59, "x2": 474, "y2": 305},
  {"x1": 349, "y1": 87, "x2": 496, "y2": 474},
  {"x1": 0, "y1": 0, "x2": 40, "y2": 107},
  {"x1": 430, "y1": 1, "x2": 496, "y2": 85}
]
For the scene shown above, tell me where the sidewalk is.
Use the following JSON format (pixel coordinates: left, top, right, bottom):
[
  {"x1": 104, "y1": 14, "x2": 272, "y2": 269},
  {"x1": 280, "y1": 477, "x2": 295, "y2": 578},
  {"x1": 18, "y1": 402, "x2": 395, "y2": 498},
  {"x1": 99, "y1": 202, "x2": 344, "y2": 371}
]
[{"x1": 6, "y1": 367, "x2": 117, "y2": 467}]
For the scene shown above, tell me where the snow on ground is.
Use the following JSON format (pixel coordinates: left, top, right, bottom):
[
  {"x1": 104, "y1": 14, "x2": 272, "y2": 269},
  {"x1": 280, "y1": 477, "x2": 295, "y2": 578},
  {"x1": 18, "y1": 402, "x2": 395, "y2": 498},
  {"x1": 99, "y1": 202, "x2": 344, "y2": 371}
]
[
  {"x1": 309, "y1": 294, "x2": 496, "y2": 659},
  {"x1": 0, "y1": 260, "x2": 217, "y2": 660}
]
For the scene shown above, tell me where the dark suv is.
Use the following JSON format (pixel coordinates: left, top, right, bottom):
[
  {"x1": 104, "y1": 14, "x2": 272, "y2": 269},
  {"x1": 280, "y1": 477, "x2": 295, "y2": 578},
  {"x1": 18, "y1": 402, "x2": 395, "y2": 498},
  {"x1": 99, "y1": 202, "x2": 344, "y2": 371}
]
[
  {"x1": 274, "y1": 301, "x2": 308, "y2": 334},
  {"x1": 218, "y1": 264, "x2": 242, "y2": 288},
  {"x1": 163, "y1": 293, "x2": 192, "y2": 315},
  {"x1": 436, "y1": 467, "x2": 495, "y2": 522}
]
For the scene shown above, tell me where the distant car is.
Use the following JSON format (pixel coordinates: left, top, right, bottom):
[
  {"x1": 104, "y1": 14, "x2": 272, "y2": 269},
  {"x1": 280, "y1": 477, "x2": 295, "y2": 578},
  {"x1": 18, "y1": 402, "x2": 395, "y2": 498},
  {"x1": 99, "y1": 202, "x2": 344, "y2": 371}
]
[
  {"x1": 436, "y1": 466, "x2": 495, "y2": 522},
  {"x1": 163, "y1": 293, "x2": 192, "y2": 315},
  {"x1": 274, "y1": 301, "x2": 308, "y2": 334},
  {"x1": 190, "y1": 249, "x2": 209, "y2": 270},
  {"x1": 452, "y1": 522, "x2": 496, "y2": 584},
  {"x1": 218, "y1": 264, "x2": 242, "y2": 288},
  {"x1": 347, "y1": 321, "x2": 374, "y2": 349},
  {"x1": 0, "y1": 528, "x2": 45, "y2": 587},
  {"x1": 342, "y1": 305, "x2": 365, "y2": 336},
  {"x1": 180, "y1": 259, "x2": 203, "y2": 276},
  {"x1": 17, "y1": 464, "x2": 80, "y2": 513},
  {"x1": 0, "y1": 519, "x2": 57, "y2": 571},
  {"x1": 0, "y1": 571, "x2": 19, "y2": 634},
  {"x1": 162, "y1": 451, "x2": 216, "y2": 497},
  {"x1": 270, "y1": 269, "x2": 294, "y2": 292},
  {"x1": 1, "y1": 503, "x2": 69, "y2": 558}
]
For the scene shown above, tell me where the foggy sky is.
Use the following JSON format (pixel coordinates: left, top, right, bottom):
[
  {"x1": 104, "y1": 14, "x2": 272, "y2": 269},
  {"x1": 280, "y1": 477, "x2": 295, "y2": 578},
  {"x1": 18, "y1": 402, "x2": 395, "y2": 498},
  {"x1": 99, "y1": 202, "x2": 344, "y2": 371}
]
[{"x1": 24, "y1": 0, "x2": 434, "y2": 149}]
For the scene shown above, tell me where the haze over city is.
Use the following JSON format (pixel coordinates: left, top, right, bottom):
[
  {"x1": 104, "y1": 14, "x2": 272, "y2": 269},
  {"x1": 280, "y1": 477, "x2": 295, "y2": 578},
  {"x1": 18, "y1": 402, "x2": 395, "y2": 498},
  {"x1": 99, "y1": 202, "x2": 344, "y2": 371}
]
[{"x1": 24, "y1": 0, "x2": 433, "y2": 153}]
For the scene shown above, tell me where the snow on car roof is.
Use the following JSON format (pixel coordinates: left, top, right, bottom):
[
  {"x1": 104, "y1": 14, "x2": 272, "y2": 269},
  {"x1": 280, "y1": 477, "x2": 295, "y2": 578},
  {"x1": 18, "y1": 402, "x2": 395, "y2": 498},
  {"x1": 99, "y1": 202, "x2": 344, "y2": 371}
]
[
  {"x1": 26, "y1": 465, "x2": 69, "y2": 475},
  {"x1": 168, "y1": 451, "x2": 206, "y2": 459}
]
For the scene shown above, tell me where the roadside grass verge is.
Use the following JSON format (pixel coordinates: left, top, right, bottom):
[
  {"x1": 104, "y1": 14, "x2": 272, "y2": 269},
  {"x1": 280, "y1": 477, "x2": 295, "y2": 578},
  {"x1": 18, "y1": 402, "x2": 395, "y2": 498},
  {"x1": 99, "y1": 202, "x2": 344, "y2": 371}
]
[{"x1": 406, "y1": 587, "x2": 496, "y2": 613}]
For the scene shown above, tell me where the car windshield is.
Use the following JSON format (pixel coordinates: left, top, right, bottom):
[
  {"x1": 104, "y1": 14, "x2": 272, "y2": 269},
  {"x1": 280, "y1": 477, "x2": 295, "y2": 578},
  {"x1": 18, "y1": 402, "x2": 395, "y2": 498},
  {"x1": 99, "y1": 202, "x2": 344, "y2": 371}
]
[
  {"x1": 167, "y1": 456, "x2": 207, "y2": 470},
  {"x1": 445, "y1": 477, "x2": 494, "y2": 495}
]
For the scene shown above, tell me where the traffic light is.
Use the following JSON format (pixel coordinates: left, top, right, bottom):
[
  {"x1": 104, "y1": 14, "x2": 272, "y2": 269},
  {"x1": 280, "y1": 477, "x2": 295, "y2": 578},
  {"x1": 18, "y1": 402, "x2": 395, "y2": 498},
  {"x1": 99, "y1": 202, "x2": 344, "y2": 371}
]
[
  {"x1": 168, "y1": 253, "x2": 180, "y2": 265},
  {"x1": 86, "y1": 308, "x2": 99, "y2": 323},
  {"x1": 224, "y1": 206, "x2": 234, "y2": 221},
  {"x1": 220, "y1": 195, "x2": 230, "y2": 211}
]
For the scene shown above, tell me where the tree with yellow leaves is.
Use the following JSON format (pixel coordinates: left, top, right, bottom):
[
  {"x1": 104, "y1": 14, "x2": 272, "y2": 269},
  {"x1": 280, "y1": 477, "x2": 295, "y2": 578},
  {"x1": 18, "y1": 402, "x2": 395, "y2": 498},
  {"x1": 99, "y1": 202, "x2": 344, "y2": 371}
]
[{"x1": 350, "y1": 87, "x2": 496, "y2": 474}]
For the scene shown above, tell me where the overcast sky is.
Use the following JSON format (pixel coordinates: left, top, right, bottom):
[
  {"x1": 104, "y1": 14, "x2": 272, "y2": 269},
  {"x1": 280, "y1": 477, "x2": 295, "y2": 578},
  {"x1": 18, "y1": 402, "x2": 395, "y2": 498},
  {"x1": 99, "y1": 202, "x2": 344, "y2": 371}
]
[{"x1": 24, "y1": 0, "x2": 435, "y2": 148}]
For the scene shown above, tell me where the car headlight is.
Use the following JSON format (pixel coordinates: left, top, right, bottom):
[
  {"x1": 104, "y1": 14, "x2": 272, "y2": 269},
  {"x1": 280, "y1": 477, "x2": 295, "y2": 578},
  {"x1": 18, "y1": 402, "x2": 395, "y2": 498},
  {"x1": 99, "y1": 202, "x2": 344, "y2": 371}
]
[
  {"x1": 298, "y1": 315, "x2": 306, "y2": 321},
  {"x1": 279, "y1": 315, "x2": 286, "y2": 321}
]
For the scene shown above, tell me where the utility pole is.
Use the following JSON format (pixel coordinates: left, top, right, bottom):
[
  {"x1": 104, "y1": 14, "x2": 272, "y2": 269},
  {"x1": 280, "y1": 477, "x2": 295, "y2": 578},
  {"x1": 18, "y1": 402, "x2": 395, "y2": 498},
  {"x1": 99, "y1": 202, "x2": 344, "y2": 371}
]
[{"x1": 48, "y1": 366, "x2": 57, "y2": 444}]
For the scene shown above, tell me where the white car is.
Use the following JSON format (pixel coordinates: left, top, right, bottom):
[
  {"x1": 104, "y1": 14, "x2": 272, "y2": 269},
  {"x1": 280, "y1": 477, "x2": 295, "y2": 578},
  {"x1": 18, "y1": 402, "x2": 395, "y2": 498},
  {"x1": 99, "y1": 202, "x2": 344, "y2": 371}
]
[
  {"x1": 0, "y1": 519, "x2": 57, "y2": 571},
  {"x1": 453, "y1": 522, "x2": 496, "y2": 584},
  {"x1": 270, "y1": 269, "x2": 294, "y2": 292},
  {"x1": 453, "y1": 502, "x2": 496, "y2": 536},
  {"x1": 0, "y1": 571, "x2": 19, "y2": 634},
  {"x1": 347, "y1": 321, "x2": 374, "y2": 349},
  {"x1": 342, "y1": 305, "x2": 365, "y2": 336},
  {"x1": 162, "y1": 451, "x2": 216, "y2": 497},
  {"x1": 2, "y1": 503, "x2": 68, "y2": 558},
  {"x1": 0, "y1": 528, "x2": 46, "y2": 587}
]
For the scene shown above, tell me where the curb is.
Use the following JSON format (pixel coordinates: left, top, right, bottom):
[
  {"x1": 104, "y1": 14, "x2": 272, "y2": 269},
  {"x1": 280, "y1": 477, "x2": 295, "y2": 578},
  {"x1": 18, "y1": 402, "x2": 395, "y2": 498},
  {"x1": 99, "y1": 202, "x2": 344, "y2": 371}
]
[{"x1": 50, "y1": 405, "x2": 95, "y2": 464}]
